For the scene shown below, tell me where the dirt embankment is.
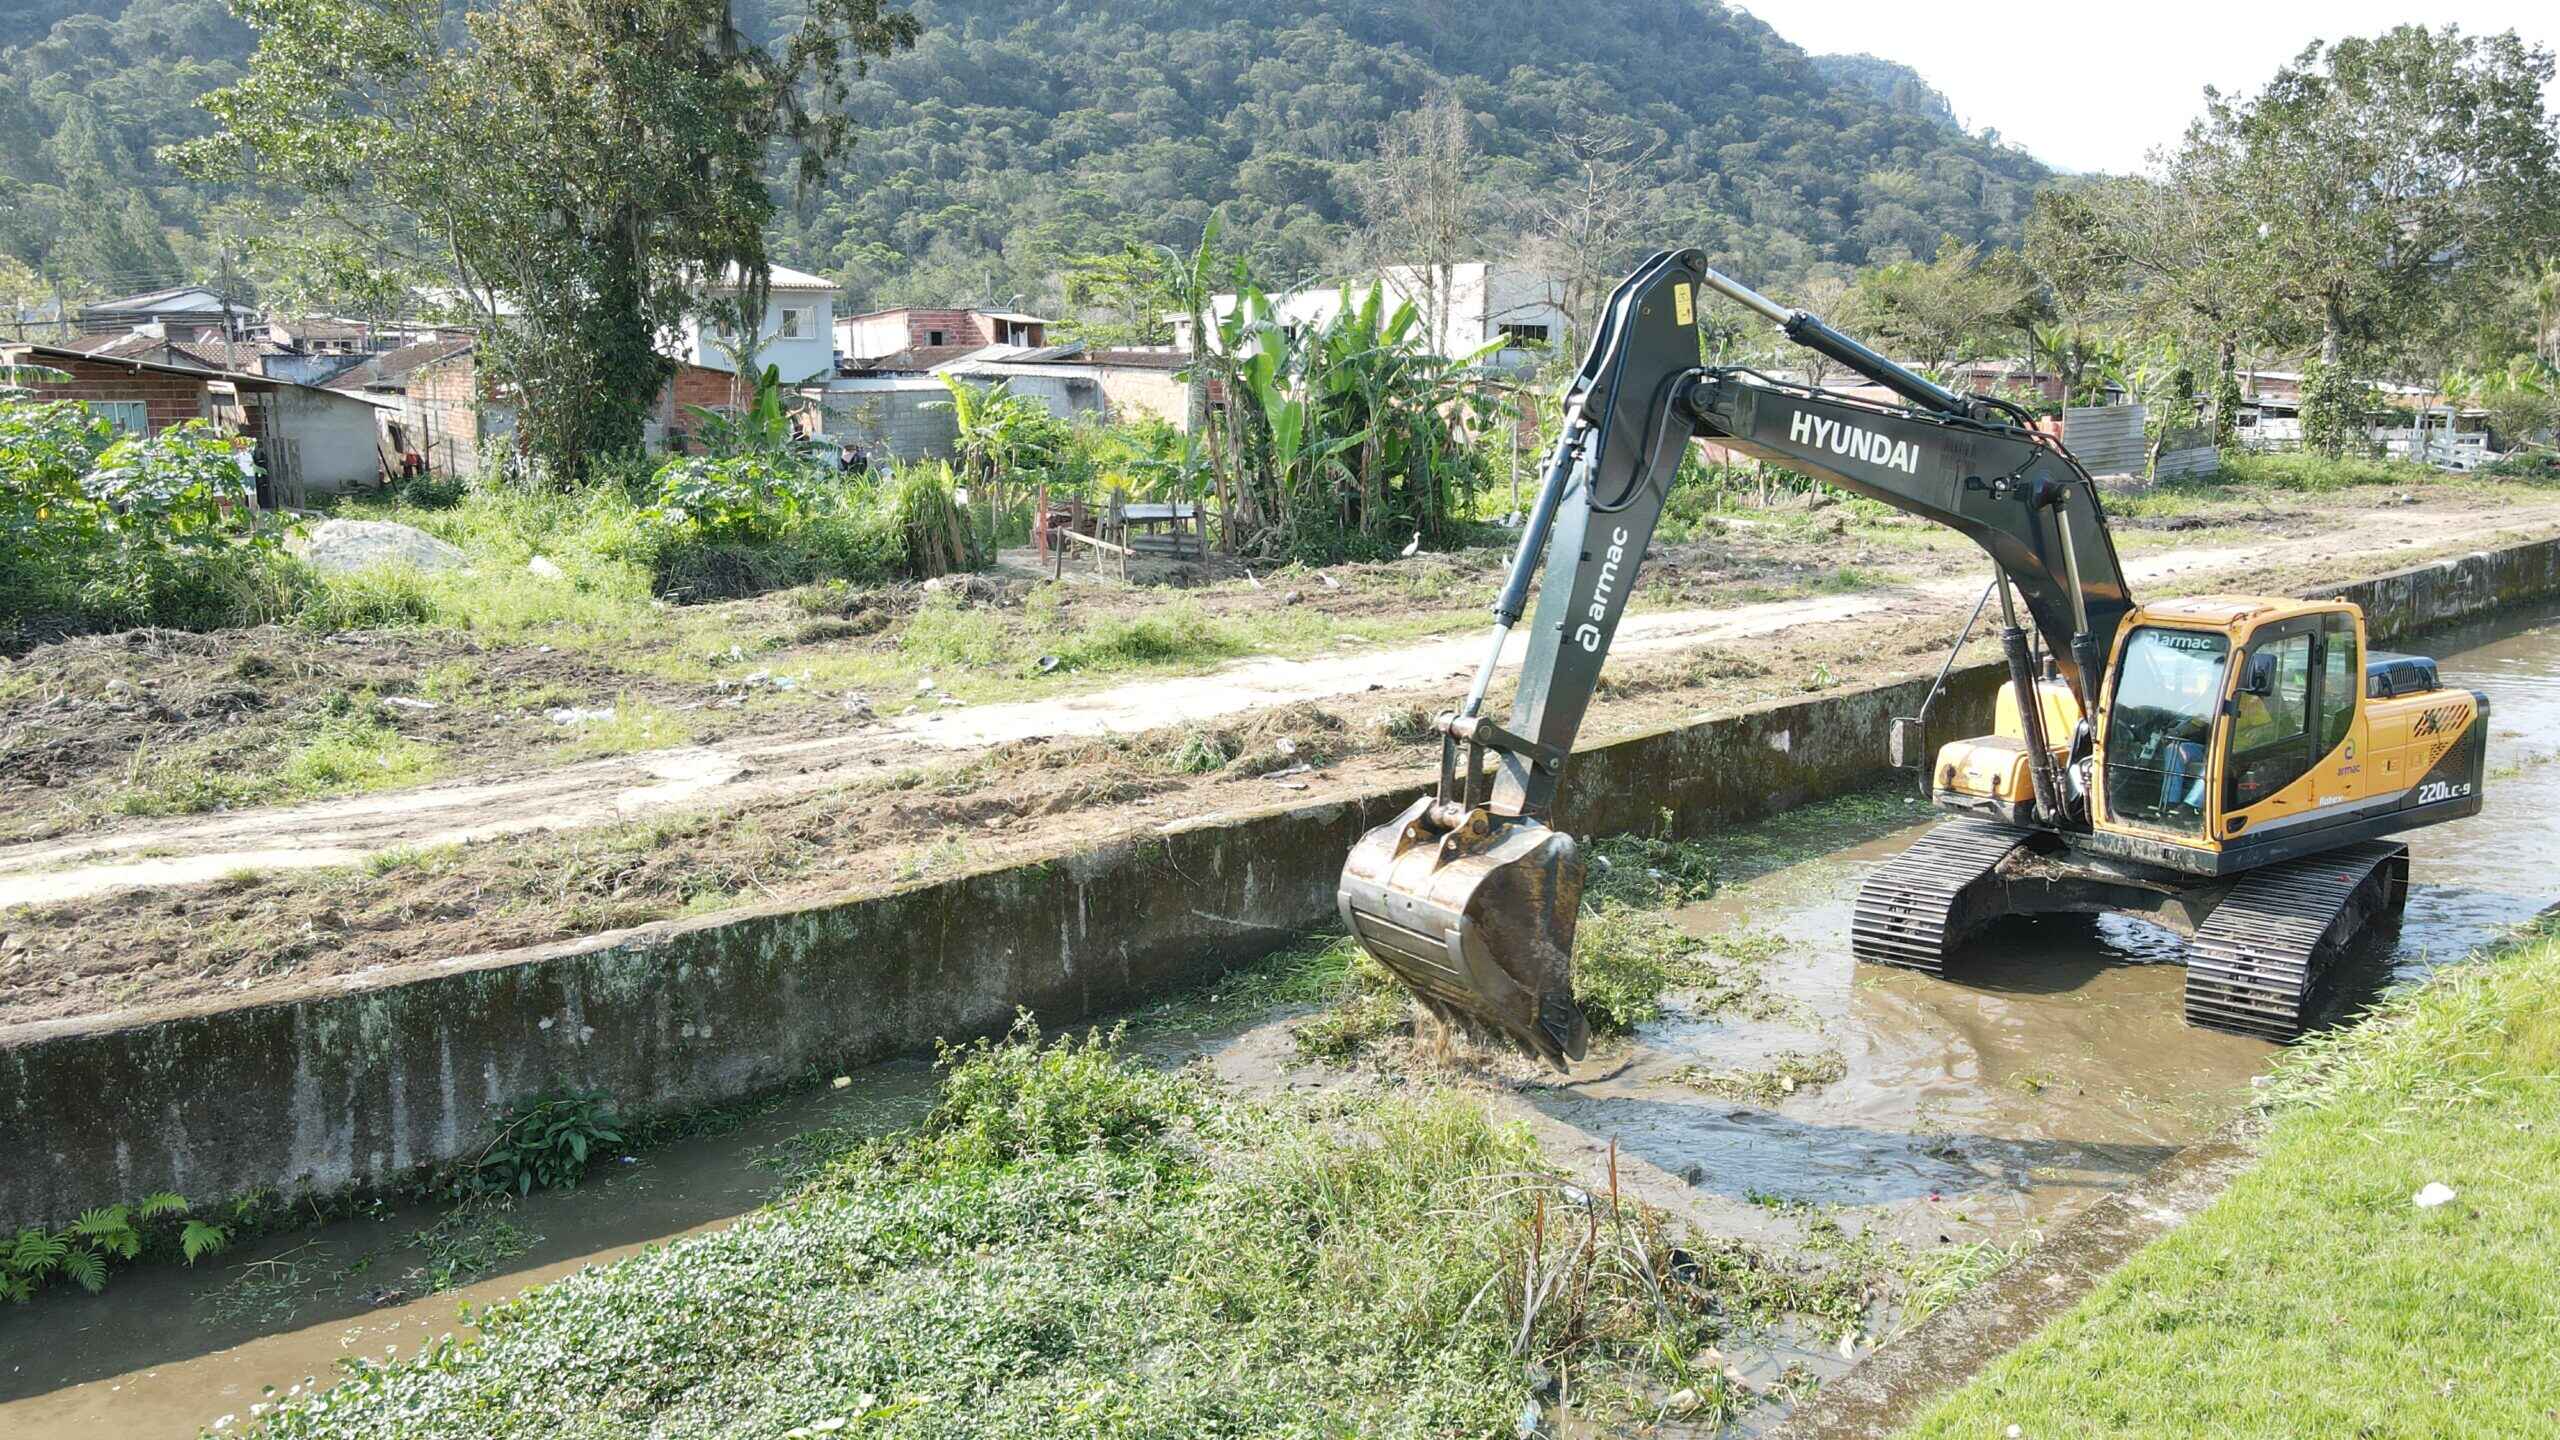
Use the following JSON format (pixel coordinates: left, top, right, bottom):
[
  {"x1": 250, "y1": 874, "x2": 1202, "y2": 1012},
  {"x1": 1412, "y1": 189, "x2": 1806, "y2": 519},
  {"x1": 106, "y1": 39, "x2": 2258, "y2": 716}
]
[{"x1": 3, "y1": 486, "x2": 2557, "y2": 1025}]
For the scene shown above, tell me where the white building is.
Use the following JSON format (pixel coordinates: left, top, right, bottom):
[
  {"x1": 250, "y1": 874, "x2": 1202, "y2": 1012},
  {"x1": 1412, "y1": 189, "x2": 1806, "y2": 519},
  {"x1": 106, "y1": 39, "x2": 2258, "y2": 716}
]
[
  {"x1": 1173, "y1": 261, "x2": 1569, "y2": 370},
  {"x1": 677, "y1": 263, "x2": 839, "y2": 381}
]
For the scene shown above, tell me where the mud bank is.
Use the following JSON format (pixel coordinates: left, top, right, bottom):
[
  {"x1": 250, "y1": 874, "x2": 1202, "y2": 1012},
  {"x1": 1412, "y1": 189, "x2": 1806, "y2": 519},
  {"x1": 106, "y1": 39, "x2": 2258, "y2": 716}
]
[
  {"x1": 6, "y1": 536, "x2": 2557, "y2": 1230},
  {"x1": 1765, "y1": 1131, "x2": 2260, "y2": 1440}
]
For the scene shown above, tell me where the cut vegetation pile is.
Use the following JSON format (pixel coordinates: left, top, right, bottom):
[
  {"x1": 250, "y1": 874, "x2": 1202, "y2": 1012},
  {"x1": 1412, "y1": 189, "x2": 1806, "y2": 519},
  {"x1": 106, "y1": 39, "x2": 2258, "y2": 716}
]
[
  {"x1": 241, "y1": 1021, "x2": 1869, "y2": 1438},
  {"x1": 1905, "y1": 919, "x2": 2560, "y2": 1439}
]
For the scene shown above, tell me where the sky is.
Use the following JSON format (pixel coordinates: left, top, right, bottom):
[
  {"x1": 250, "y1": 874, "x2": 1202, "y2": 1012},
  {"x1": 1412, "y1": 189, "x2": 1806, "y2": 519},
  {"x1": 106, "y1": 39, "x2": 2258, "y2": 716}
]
[{"x1": 1732, "y1": 1, "x2": 2560, "y2": 175}]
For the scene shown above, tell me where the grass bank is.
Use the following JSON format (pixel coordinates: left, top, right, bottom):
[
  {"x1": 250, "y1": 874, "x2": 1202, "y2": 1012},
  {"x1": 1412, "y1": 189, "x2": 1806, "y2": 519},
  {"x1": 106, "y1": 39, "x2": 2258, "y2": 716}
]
[
  {"x1": 238, "y1": 1021, "x2": 1870, "y2": 1438},
  {"x1": 1902, "y1": 918, "x2": 2560, "y2": 1439}
]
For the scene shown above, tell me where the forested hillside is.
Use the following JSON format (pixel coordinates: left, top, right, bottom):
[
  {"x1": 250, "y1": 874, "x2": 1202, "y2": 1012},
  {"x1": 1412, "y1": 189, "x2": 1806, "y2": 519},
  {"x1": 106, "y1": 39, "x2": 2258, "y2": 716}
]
[{"x1": 1, "y1": 0, "x2": 2045, "y2": 310}]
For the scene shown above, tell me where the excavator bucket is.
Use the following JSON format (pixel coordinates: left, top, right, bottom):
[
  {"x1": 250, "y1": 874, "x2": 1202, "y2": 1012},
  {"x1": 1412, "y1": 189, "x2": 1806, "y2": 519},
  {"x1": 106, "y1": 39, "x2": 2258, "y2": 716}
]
[{"x1": 1336, "y1": 795, "x2": 1592, "y2": 1070}]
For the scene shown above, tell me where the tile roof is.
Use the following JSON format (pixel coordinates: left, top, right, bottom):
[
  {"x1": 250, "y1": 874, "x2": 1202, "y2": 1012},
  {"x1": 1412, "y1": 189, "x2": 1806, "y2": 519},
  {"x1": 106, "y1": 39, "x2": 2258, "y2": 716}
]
[
  {"x1": 62, "y1": 331, "x2": 167, "y2": 359},
  {"x1": 840, "y1": 344, "x2": 982, "y2": 374},
  {"x1": 167, "y1": 339, "x2": 293, "y2": 372}
]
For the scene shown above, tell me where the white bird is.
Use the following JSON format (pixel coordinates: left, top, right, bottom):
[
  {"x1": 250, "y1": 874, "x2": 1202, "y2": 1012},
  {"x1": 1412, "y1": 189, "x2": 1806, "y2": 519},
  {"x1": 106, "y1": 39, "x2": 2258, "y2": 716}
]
[{"x1": 1400, "y1": 530, "x2": 1422, "y2": 558}]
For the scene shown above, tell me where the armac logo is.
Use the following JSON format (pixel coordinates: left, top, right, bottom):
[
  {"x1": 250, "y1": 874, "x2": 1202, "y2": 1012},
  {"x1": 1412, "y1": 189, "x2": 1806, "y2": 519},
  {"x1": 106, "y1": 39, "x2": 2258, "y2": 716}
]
[
  {"x1": 1789, "y1": 410, "x2": 1921, "y2": 475},
  {"x1": 1573, "y1": 525, "x2": 1632, "y2": 652}
]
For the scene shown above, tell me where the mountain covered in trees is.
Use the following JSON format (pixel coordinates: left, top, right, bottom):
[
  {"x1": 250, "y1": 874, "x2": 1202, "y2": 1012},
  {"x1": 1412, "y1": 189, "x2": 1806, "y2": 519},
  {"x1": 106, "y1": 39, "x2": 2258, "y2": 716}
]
[{"x1": 1, "y1": 0, "x2": 2047, "y2": 311}]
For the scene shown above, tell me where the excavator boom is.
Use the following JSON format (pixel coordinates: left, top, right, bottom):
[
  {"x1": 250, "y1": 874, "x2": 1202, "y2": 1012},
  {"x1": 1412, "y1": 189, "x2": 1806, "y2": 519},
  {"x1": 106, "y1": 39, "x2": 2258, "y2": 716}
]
[{"x1": 1338, "y1": 253, "x2": 2134, "y2": 1067}]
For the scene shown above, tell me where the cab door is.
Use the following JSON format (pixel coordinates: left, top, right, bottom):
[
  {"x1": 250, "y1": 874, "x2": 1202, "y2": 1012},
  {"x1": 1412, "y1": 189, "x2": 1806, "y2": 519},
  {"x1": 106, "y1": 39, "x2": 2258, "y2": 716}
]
[
  {"x1": 2222, "y1": 609, "x2": 2361, "y2": 837},
  {"x1": 2223, "y1": 616, "x2": 2320, "y2": 831}
]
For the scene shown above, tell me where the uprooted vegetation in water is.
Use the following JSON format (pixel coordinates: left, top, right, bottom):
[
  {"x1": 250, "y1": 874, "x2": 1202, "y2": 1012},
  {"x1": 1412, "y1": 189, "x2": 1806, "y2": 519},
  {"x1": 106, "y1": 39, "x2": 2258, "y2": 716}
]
[
  {"x1": 1673, "y1": 1049, "x2": 1849, "y2": 1104},
  {"x1": 239, "y1": 1020, "x2": 1875, "y2": 1438},
  {"x1": 1258, "y1": 826, "x2": 1787, "y2": 1066}
]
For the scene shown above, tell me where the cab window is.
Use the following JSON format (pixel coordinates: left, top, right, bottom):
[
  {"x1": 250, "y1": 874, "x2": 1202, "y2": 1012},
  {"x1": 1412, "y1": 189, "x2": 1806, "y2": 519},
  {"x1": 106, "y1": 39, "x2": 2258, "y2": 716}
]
[
  {"x1": 2319, "y1": 612, "x2": 2358, "y2": 753},
  {"x1": 2103, "y1": 627, "x2": 2227, "y2": 836},
  {"x1": 2228, "y1": 630, "x2": 2314, "y2": 810}
]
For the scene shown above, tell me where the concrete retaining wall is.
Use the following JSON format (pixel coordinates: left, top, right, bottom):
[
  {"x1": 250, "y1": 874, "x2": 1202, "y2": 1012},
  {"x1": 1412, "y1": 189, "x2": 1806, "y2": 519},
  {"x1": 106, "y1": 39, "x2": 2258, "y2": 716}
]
[{"x1": 4, "y1": 536, "x2": 2557, "y2": 1227}]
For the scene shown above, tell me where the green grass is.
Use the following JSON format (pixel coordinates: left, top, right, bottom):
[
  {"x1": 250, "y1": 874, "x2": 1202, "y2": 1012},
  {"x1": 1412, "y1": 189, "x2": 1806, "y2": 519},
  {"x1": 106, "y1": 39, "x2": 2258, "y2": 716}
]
[
  {"x1": 2109, "y1": 450, "x2": 2554, "y2": 522},
  {"x1": 544, "y1": 696, "x2": 699, "y2": 760},
  {"x1": 112, "y1": 701, "x2": 444, "y2": 818},
  {"x1": 1902, "y1": 920, "x2": 2560, "y2": 1440},
  {"x1": 238, "y1": 1020, "x2": 1870, "y2": 1438}
]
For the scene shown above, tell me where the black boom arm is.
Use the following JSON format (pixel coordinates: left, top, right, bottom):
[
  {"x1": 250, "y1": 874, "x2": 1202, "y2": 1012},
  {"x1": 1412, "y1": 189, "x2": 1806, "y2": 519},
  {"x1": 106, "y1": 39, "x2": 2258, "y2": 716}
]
[
  {"x1": 1444, "y1": 254, "x2": 2138, "y2": 832},
  {"x1": 1684, "y1": 371, "x2": 2134, "y2": 693}
]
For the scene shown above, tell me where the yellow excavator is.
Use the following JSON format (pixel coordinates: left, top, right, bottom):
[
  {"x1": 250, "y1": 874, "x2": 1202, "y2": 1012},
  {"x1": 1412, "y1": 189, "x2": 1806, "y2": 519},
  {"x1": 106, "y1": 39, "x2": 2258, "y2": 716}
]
[{"x1": 1338, "y1": 251, "x2": 2488, "y2": 1068}]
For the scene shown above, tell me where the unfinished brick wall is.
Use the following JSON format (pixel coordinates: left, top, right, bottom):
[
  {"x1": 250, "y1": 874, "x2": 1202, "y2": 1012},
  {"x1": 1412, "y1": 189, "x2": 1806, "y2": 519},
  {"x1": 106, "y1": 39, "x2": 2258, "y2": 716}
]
[
  {"x1": 899, "y1": 309, "x2": 986, "y2": 350},
  {"x1": 401, "y1": 352, "x2": 485, "y2": 475},
  {"x1": 668, "y1": 363, "x2": 740, "y2": 413},
  {"x1": 19, "y1": 358, "x2": 218, "y2": 435}
]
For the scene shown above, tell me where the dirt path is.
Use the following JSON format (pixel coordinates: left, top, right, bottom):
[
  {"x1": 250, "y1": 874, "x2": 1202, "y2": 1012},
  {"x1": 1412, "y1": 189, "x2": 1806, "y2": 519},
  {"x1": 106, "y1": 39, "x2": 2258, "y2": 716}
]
[{"x1": 3, "y1": 500, "x2": 2552, "y2": 911}]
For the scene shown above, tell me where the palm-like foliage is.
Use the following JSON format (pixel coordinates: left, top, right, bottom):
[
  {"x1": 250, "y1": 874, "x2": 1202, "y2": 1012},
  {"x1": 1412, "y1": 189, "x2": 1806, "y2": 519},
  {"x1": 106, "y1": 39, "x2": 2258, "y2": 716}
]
[{"x1": 1214, "y1": 278, "x2": 1500, "y2": 561}]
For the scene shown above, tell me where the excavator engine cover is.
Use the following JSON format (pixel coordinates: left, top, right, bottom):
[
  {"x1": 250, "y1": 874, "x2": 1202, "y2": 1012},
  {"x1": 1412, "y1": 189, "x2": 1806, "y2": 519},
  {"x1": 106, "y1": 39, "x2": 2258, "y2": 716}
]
[{"x1": 1337, "y1": 794, "x2": 1591, "y2": 1069}]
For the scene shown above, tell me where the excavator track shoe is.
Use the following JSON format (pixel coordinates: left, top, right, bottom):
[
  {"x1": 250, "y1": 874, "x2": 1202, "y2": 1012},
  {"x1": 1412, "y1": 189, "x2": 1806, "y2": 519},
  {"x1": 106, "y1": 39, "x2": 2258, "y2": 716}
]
[
  {"x1": 1851, "y1": 818, "x2": 2039, "y2": 975},
  {"x1": 1337, "y1": 796, "x2": 1591, "y2": 1070},
  {"x1": 2184, "y1": 841, "x2": 2407, "y2": 1041}
]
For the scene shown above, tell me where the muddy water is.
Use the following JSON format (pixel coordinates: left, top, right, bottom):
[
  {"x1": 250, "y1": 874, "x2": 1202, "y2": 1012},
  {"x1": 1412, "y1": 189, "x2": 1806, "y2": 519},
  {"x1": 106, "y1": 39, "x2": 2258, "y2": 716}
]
[
  {"x1": 10, "y1": 601, "x2": 2560, "y2": 1438},
  {"x1": 1518, "y1": 597, "x2": 2560, "y2": 1244}
]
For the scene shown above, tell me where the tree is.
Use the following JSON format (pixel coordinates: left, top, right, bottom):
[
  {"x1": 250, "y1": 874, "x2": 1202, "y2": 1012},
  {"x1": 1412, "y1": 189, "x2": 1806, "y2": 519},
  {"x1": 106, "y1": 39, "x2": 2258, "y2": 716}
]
[
  {"x1": 2178, "y1": 26, "x2": 2560, "y2": 375},
  {"x1": 1058, "y1": 242, "x2": 1182, "y2": 347},
  {"x1": 1842, "y1": 237, "x2": 2034, "y2": 376},
  {"x1": 1351, "y1": 95, "x2": 1487, "y2": 355},
  {"x1": 180, "y1": 0, "x2": 918, "y2": 477},
  {"x1": 1513, "y1": 114, "x2": 1661, "y2": 348}
]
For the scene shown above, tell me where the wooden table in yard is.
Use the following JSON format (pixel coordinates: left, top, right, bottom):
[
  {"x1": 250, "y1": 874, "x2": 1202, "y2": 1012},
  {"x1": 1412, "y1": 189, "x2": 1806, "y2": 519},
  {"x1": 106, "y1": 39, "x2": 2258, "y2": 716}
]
[{"x1": 1108, "y1": 495, "x2": 1208, "y2": 563}]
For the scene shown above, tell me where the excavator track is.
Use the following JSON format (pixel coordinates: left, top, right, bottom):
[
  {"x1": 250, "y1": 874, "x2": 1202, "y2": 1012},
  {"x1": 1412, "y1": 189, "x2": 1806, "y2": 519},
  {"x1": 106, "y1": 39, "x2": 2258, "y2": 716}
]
[
  {"x1": 2183, "y1": 841, "x2": 2408, "y2": 1041},
  {"x1": 1851, "y1": 818, "x2": 2039, "y2": 975}
]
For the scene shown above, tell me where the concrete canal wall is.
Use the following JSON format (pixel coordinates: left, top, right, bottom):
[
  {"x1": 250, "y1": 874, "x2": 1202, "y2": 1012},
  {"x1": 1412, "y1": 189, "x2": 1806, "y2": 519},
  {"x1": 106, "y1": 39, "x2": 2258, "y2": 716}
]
[{"x1": 4, "y1": 535, "x2": 2556, "y2": 1227}]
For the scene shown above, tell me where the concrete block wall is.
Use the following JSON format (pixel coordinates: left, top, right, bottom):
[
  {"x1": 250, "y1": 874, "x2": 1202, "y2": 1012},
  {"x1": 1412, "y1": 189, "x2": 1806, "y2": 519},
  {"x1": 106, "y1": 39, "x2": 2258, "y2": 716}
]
[{"x1": 820, "y1": 387, "x2": 959, "y2": 462}]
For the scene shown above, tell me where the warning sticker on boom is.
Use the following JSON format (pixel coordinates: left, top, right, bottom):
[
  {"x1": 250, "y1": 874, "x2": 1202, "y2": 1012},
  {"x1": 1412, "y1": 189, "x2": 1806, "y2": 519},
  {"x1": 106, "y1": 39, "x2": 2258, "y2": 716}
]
[{"x1": 1673, "y1": 283, "x2": 1695, "y2": 327}]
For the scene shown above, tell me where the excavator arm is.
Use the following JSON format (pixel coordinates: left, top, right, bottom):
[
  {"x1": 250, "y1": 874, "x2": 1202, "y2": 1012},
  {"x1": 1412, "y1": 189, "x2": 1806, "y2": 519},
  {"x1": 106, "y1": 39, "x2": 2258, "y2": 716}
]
[{"x1": 1337, "y1": 251, "x2": 2137, "y2": 1068}]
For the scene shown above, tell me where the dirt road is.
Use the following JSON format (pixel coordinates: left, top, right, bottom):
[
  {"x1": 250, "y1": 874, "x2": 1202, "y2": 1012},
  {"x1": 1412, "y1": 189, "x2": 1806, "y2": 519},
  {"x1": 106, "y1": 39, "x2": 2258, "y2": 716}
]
[{"x1": 4, "y1": 499, "x2": 2546, "y2": 912}]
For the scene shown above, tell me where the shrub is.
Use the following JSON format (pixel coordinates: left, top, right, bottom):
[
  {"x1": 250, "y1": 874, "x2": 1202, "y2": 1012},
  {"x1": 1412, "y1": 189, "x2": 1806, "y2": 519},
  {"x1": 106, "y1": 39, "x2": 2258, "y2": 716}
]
[
  {"x1": 457, "y1": 1091, "x2": 624, "y2": 1198},
  {"x1": 639, "y1": 454, "x2": 908, "y2": 599},
  {"x1": 921, "y1": 1015, "x2": 1204, "y2": 1167},
  {"x1": 645, "y1": 453, "x2": 811, "y2": 547},
  {"x1": 4, "y1": 1192, "x2": 229, "y2": 1303},
  {"x1": 1, "y1": 409, "x2": 309, "y2": 642},
  {"x1": 2481, "y1": 450, "x2": 2560, "y2": 483}
]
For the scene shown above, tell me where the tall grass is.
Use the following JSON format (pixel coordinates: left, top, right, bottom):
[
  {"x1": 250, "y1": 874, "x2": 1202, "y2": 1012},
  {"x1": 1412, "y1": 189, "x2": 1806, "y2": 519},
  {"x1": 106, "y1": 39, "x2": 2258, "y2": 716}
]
[{"x1": 239, "y1": 1019, "x2": 1851, "y2": 1438}]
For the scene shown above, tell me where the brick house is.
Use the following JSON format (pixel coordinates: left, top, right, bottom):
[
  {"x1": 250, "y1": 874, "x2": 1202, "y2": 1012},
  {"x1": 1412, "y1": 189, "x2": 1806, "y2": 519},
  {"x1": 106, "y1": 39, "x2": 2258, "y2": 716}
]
[
  {"x1": 833, "y1": 307, "x2": 1048, "y2": 363},
  {"x1": 329, "y1": 339, "x2": 750, "y2": 475},
  {"x1": 4, "y1": 342, "x2": 390, "y2": 504}
]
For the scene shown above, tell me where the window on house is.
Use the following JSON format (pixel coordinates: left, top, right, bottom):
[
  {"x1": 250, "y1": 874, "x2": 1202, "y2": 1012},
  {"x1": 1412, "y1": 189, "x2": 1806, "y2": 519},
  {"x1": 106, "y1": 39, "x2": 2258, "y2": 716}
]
[
  {"x1": 84, "y1": 400, "x2": 148, "y2": 435},
  {"x1": 926, "y1": 329, "x2": 947, "y2": 347},
  {"x1": 1498, "y1": 323, "x2": 1552, "y2": 349},
  {"x1": 778, "y1": 305, "x2": 815, "y2": 341}
]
